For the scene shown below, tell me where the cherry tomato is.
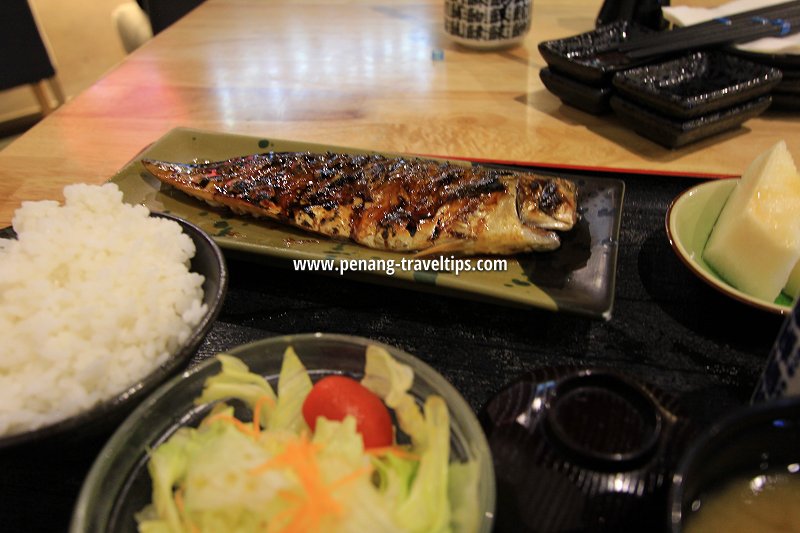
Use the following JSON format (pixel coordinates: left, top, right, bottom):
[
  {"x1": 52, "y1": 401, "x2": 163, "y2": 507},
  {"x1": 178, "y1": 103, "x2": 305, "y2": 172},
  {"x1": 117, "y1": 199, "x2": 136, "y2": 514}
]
[{"x1": 302, "y1": 375, "x2": 393, "y2": 449}]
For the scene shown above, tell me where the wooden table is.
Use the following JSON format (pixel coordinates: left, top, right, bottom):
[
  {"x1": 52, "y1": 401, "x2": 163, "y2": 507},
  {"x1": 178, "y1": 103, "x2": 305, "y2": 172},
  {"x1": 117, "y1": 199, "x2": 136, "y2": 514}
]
[
  {"x1": 0, "y1": 1, "x2": 794, "y2": 532},
  {"x1": 1, "y1": 0, "x2": 798, "y2": 228}
]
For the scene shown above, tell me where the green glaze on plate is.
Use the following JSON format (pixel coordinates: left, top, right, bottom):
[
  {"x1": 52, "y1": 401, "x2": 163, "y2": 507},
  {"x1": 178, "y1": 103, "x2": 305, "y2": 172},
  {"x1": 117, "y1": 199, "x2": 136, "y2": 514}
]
[
  {"x1": 111, "y1": 127, "x2": 624, "y2": 319},
  {"x1": 666, "y1": 179, "x2": 794, "y2": 315}
]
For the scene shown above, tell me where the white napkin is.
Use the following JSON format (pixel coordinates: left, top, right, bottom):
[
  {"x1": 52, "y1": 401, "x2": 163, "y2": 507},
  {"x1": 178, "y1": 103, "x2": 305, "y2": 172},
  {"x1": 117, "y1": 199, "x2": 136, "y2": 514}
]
[{"x1": 663, "y1": 0, "x2": 800, "y2": 54}]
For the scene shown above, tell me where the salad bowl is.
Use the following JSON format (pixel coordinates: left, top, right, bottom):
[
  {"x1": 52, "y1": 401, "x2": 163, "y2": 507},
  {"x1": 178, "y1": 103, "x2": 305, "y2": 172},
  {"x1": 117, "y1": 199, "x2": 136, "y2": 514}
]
[{"x1": 71, "y1": 333, "x2": 495, "y2": 533}]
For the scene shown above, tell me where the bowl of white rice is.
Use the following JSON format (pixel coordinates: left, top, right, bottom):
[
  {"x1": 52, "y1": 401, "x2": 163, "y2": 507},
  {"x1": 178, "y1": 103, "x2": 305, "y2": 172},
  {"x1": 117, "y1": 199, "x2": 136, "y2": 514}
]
[{"x1": 0, "y1": 183, "x2": 228, "y2": 448}]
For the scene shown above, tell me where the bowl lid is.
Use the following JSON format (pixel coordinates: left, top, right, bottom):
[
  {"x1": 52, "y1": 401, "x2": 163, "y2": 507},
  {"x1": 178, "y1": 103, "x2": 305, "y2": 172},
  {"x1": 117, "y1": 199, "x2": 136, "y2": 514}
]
[{"x1": 482, "y1": 367, "x2": 696, "y2": 532}]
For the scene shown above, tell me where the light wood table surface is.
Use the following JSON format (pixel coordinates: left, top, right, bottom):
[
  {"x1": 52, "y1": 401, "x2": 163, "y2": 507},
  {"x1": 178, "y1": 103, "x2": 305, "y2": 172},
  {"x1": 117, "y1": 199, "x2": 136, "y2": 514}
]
[{"x1": 1, "y1": 0, "x2": 796, "y2": 227}]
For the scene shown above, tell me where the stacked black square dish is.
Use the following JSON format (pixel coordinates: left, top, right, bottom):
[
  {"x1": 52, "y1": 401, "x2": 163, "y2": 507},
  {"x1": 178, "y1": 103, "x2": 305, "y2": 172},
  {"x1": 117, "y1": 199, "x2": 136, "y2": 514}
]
[
  {"x1": 729, "y1": 49, "x2": 800, "y2": 111},
  {"x1": 773, "y1": 70, "x2": 800, "y2": 110},
  {"x1": 538, "y1": 21, "x2": 648, "y2": 115},
  {"x1": 539, "y1": 23, "x2": 784, "y2": 148},
  {"x1": 610, "y1": 51, "x2": 782, "y2": 148}
]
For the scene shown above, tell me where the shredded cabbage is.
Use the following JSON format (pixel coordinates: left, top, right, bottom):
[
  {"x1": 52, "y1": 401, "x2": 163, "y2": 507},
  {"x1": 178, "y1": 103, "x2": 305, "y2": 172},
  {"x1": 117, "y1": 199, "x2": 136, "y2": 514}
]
[{"x1": 136, "y1": 345, "x2": 481, "y2": 533}]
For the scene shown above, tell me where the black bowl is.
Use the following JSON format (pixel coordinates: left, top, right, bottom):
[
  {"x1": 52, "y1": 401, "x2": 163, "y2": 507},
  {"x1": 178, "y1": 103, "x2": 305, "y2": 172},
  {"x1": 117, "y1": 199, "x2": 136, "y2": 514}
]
[
  {"x1": 669, "y1": 397, "x2": 800, "y2": 532},
  {"x1": 0, "y1": 212, "x2": 228, "y2": 450}
]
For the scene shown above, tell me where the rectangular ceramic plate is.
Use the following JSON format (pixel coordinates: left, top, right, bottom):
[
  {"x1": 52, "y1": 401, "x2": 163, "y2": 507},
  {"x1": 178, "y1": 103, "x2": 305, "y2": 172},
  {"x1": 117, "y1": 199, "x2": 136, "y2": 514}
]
[{"x1": 112, "y1": 128, "x2": 624, "y2": 319}]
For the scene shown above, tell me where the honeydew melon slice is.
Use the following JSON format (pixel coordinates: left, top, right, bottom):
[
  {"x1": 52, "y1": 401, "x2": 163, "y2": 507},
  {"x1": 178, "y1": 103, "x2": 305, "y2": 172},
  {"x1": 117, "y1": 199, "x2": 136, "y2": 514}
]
[{"x1": 703, "y1": 141, "x2": 800, "y2": 302}]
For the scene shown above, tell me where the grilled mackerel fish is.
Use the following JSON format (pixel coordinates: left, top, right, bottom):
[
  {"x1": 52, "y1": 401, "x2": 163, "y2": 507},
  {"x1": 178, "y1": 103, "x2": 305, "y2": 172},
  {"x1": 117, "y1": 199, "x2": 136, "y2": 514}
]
[{"x1": 142, "y1": 152, "x2": 578, "y2": 256}]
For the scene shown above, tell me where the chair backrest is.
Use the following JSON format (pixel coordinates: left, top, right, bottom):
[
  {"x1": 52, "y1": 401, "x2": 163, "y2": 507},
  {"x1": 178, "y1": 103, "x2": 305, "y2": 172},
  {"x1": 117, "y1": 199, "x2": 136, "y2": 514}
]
[
  {"x1": 113, "y1": 2, "x2": 154, "y2": 53},
  {"x1": 0, "y1": 0, "x2": 56, "y2": 92},
  {"x1": 138, "y1": 0, "x2": 206, "y2": 35}
]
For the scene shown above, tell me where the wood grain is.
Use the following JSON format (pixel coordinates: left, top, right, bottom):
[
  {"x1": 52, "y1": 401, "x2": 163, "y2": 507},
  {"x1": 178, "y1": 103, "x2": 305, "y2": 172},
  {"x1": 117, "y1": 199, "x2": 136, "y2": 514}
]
[{"x1": 0, "y1": 0, "x2": 795, "y2": 227}]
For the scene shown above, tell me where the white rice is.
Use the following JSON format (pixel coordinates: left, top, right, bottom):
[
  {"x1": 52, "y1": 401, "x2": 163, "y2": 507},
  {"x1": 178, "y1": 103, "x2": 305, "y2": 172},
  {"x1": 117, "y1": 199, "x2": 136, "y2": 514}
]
[{"x1": 0, "y1": 183, "x2": 207, "y2": 437}]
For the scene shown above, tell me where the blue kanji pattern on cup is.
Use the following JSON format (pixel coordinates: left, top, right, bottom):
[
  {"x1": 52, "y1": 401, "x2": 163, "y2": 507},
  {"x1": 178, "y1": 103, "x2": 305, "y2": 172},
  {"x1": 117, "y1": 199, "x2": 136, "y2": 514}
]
[
  {"x1": 444, "y1": 0, "x2": 532, "y2": 49},
  {"x1": 753, "y1": 302, "x2": 800, "y2": 402}
]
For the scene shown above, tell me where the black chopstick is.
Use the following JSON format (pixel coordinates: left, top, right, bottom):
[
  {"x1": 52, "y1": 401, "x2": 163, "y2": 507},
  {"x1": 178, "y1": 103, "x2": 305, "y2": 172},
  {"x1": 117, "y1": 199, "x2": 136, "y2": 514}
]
[
  {"x1": 617, "y1": 1, "x2": 800, "y2": 52},
  {"x1": 614, "y1": 0, "x2": 800, "y2": 59},
  {"x1": 626, "y1": 13, "x2": 800, "y2": 59}
]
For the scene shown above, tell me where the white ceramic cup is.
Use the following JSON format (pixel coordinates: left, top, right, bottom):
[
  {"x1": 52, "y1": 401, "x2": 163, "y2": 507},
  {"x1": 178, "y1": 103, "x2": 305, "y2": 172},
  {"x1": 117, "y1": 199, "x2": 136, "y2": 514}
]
[
  {"x1": 443, "y1": 0, "x2": 532, "y2": 50},
  {"x1": 752, "y1": 301, "x2": 800, "y2": 402}
]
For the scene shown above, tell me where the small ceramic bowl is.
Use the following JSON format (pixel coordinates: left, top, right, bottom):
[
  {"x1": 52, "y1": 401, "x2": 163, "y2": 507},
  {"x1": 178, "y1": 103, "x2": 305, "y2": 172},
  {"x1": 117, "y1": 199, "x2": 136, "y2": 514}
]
[
  {"x1": 71, "y1": 333, "x2": 496, "y2": 533},
  {"x1": 669, "y1": 397, "x2": 800, "y2": 532},
  {"x1": 665, "y1": 179, "x2": 794, "y2": 314},
  {"x1": 0, "y1": 212, "x2": 228, "y2": 450}
]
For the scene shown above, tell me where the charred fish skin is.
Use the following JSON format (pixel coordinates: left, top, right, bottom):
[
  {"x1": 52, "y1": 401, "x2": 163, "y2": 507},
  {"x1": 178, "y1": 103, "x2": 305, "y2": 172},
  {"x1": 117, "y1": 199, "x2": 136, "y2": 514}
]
[{"x1": 141, "y1": 152, "x2": 578, "y2": 256}]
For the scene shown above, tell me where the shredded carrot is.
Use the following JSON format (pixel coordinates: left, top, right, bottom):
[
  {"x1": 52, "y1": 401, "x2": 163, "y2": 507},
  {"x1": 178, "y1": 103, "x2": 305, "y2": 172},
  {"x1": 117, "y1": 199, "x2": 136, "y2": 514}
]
[
  {"x1": 174, "y1": 487, "x2": 185, "y2": 513},
  {"x1": 249, "y1": 432, "x2": 374, "y2": 533},
  {"x1": 173, "y1": 488, "x2": 200, "y2": 533},
  {"x1": 203, "y1": 413, "x2": 258, "y2": 438},
  {"x1": 276, "y1": 489, "x2": 304, "y2": 506},
  {"x1": 251, "y1": 394, "x2": 275, "y2": 438},
  {"x1": 248, "y1": 432, "x2": 321, "y2": 476},
  {"x1": 365, "y1": 445, "x2": 420, "y2": 461}
]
